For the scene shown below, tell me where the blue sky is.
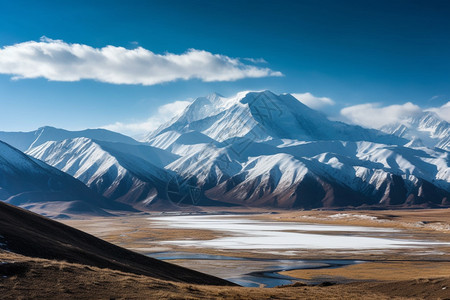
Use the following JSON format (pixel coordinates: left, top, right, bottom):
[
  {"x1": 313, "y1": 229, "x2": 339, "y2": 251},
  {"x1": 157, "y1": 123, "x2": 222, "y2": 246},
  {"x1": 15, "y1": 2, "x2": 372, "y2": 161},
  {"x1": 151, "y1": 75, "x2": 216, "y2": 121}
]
[{"x1": 0, "y1": 0, "x2": 449, "y2": 135}]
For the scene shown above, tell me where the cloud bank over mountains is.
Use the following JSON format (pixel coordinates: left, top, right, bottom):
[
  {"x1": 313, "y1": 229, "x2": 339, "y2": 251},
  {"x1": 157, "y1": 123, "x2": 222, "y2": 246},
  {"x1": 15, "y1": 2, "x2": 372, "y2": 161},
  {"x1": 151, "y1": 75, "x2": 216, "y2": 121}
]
[
  {"x1": 292, "y1": 92, "x2": 335, "y2": 110},
  {"x1": 427, "y1": 102, "x2": 450, "y2": 122},
  {"x1": 103, "y1": 100, "x2": 191, "y2": 138},
  {"x1": 340, "y1": 102, "x2": 422, "y2": 128},
  {"x1": 105, "y1": 92, "x2": 337, "y2": 137},
  {"x1": 341, "y1": 101, "x2": 450, "y2": 128},
  {"x1": 0, "y1": 37, "x2": 282, "y2": 85},
  {"x1": 292, "y1": 93, "x2": 449, "y2": 130}
]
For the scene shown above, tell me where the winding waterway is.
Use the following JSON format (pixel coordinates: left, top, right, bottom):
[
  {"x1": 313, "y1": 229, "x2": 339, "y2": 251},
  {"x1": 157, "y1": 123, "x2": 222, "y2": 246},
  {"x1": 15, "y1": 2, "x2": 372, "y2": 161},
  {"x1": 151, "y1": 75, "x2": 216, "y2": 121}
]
[{"x1": 148, "y1": 251, "x2": 361, "y2": 287}]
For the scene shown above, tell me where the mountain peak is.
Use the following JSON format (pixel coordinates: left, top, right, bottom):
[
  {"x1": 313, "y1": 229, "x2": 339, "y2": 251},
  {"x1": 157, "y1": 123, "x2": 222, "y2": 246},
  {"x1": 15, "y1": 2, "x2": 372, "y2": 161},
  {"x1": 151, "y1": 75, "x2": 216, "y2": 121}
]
[
  {"x1": 146, "y1": 90, "x2": 405, "y2": 145},
  {"x1": 206, "y1": 92, "x2": 224, "y2": 102}
]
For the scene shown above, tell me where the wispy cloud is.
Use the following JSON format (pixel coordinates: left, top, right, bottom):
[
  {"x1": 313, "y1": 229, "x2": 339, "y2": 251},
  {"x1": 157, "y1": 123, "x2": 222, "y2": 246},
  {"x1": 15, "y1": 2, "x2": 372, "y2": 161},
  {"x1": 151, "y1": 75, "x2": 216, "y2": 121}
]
[
  {"x1": 103, "y1": 100, "x2": 191, "y2": 138},
  {"x1": 0, "y1": 37, "x2": 282, "y2": 85},
  {"x1": 243, "y1": 57, "x2": 268, "y2": 64},
  {"x1": 292, "y1": 92, "x2": 335, "y2": 110}
]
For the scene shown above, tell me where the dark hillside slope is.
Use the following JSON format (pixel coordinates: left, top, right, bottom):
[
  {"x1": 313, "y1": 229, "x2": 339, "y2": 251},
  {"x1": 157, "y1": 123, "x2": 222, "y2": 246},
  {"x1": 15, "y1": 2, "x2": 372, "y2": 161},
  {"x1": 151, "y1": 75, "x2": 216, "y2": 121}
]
[{"x1": 0, "y1": 202, "x2": 235, "y2": 286}]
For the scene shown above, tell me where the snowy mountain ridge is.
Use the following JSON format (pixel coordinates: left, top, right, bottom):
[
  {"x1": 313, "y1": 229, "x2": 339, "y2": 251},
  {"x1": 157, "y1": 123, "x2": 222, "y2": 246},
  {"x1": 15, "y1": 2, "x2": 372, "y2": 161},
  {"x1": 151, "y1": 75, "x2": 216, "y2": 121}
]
[
  {"x1": 145, "y1": 91, "x2": 449, "y2": 208},
  {"x1": 0, "y1": 140, "x2": 115, "y2": 217},
  {"x1": 380, "y1": 111, "x2": 450, "y2": 151},
  {"x1": 0, "y1": 126, "x2": 140, "y2": 152},
  {"x1": 148, "y1": 90, "x2": 407, "y2": 145},
  {"x1": 26, "y1": 137, "x2": 179, "y2": 208}
]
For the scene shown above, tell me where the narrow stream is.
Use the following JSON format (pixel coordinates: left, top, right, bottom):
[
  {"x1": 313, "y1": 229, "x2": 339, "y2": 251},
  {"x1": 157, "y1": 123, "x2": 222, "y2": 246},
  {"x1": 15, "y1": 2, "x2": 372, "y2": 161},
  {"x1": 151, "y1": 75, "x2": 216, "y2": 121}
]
[{"x1": 148, "y1": 251, "x2": 362, "y2": 287}]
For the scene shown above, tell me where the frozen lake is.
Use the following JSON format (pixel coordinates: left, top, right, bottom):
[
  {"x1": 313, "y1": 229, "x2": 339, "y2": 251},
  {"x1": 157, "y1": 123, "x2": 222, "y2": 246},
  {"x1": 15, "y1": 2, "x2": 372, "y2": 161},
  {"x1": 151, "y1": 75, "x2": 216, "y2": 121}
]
[
  {"x1": 149, "y1": 214, "x2": 445, "y2": 251},
  {"x1": 146, "y1": 214, "x2": 450, "y2": 287}
]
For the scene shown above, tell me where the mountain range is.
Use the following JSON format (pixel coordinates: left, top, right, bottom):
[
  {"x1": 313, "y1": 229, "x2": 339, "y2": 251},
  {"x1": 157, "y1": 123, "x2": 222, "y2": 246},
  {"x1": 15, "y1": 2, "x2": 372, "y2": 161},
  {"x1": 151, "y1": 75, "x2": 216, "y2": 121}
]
[
  {"x1": 380, "y1": 111, "x2": 450, "y2": 151},
  {"x1": 0, "y1": 140, "x2": 122, "y2": 217},
  {"x1": 0, "y1": 126, "x2": 140, "y2": 152},
  {"x1": 1, "y1": 90, "x2": 449, "y2": 213},
  {"x1": 26, "y1": 137, "x2": 179, "y2": 209}
]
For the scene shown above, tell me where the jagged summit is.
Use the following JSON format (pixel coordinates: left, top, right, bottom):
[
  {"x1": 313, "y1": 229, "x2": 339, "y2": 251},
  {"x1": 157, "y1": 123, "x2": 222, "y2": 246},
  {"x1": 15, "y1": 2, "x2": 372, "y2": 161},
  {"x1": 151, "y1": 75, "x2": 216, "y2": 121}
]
[
  {"x1": 147, "y1": 90, "x2": 407, "y2": 145},
  {"x1": 142, "y1": 90, "x2": 449, "y2": 209}
]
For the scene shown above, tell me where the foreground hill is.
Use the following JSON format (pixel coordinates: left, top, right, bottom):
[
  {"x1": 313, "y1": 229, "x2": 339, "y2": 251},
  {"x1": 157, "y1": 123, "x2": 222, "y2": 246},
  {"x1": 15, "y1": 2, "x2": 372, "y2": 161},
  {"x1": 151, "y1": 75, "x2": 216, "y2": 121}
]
[
  {"x1": 0, "y1": 201, "x2": 233, "y2": 286},
  {"x1": 1, "y1": 249, "x2": 449, "y2": 299}
]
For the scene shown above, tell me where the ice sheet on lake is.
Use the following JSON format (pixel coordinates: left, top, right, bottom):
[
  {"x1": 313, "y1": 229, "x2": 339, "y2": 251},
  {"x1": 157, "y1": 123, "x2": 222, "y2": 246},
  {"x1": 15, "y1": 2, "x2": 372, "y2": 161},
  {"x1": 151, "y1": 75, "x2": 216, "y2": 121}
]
[{"x1": 149, "y1": 215, "x2": 449, "y2": 250}]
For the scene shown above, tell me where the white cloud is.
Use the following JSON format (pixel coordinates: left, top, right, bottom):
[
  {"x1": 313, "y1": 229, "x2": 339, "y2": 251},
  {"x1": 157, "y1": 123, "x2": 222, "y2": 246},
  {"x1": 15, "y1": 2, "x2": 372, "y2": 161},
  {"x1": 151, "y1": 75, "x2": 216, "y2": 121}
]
[
  {"x1": 292, "y1": 92, "x2": 335, "y2": 110},
  {"x1": 103, "y1": 100, "x2": 191, "y2": 138},
  {"x1": 243, "y1": 57, "x2": 267, "y2": 64},
  {"x1": 340, "y1": 102, "x2": 423, "y2": 128},
  {"x1": 426, "y1": 101, "x2": 450, "y2": 122},
  {"x1": 0, "y1": 37, "x2": 282, "y2": 85}
]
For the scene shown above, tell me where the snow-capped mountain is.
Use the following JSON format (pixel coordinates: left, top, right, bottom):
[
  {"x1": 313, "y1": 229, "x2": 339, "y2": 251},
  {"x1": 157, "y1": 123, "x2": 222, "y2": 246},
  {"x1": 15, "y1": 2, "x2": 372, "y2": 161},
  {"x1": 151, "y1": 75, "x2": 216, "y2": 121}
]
[
  {"x1": 380, "y1": 111, "x2": 450, "y2": 151},
  {"x1": 146, "y1": 91, "x2": 449, "y2": 208},
  {"x1": 26, "y1": 137, "x2": 181, "y2": 209},
  {"x1": 7, "y1": 90, "x2": 449, "y2": 210},
  {"x1": 0, "y1": 140, "x2": 115, "y2": 217},
  {"x1": 163, "y1": 135, "x2": 449, "y2": 208},
  {"x1": 0, "y1": 126, "x2": 140, "y2": 152},
  {"x1": 147, "y1": 91, "x2": 407, "y2": 145}
]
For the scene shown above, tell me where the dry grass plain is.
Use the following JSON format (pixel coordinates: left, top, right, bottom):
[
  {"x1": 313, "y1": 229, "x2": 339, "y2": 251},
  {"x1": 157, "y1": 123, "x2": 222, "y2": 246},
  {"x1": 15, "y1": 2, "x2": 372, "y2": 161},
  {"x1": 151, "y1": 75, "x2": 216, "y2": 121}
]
[{"x1": 61, "y1": 208, "x2": 450, "y2": 299}]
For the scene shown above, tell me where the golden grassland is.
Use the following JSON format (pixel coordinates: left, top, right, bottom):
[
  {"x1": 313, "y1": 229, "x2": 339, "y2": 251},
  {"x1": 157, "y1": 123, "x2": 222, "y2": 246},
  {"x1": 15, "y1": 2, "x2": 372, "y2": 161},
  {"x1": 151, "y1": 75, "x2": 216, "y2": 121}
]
[
  {"x1": 262, "y1": 208, "x2": 450, "y2": 236},
  {"x1": 281, "y1": 261, "x2": 450, "y2": 282}
]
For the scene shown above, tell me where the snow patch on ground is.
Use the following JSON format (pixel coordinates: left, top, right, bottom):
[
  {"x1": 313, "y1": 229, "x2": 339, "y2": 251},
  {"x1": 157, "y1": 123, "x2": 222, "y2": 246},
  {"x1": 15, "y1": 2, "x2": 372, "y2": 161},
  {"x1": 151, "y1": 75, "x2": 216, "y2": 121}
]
[
  {"x1": 148, "y1": 215, "x2": 448, "y2": 252},
  {"x1": 328, "y1": 213, "x2": 378, "y2": 221}
]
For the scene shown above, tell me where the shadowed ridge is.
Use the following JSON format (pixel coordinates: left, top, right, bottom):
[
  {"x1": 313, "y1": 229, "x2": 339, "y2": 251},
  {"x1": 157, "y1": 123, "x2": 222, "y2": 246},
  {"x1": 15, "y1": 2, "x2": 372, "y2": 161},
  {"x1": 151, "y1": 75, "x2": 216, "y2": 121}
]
[{"x1": 0, "y1": 201, "x2": 236, "y2": 286}]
